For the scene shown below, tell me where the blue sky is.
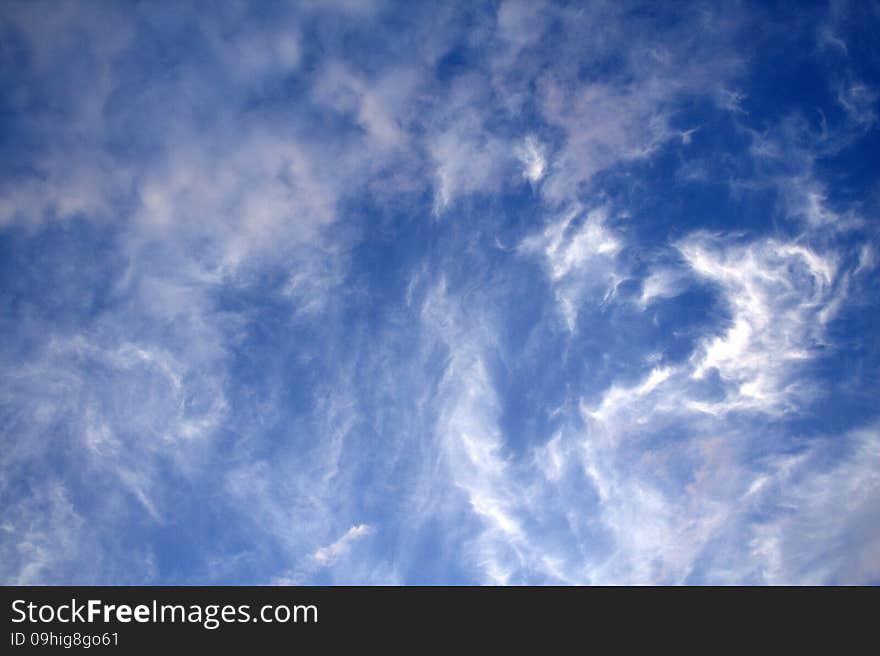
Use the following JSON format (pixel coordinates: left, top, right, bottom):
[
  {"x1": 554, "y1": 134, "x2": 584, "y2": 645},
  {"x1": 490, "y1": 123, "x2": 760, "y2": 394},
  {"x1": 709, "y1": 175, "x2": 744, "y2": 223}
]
[{"x1": 1, "y1": 0, "x2": 878, "y2": 585}]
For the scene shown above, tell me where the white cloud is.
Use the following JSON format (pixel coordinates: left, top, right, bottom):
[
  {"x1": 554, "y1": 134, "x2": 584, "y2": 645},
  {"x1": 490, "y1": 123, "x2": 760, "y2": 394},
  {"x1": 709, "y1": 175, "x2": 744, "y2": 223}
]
[
  {"x1": 515, "y1": 136, "x2": 547, "y2": 183},
  {"x1": 638, "y1": 268, "x2": 687, "y2": 309},
  {"x1": 313, "y1": 62, "x2": 418, "y2": 149},
  {"x1": 429, "y1": 113, "x2": 509, "y2": 213},
  {"x1": 837, "y1": 83, "x2": 878, "y2": 127},
  {"x1": 741, "y1": 424, "x2": 880, "y2": 584},
  {"x1": 680, "y1": 235, "x2": 840, "y2": 414},
  {"x1": 420, "y1": 281, "x2": 525, "y2": 582},
  {"x1": 497, "y1": 0, "x2": 550, "y2": 51},
  {"x1": 584, "y1": 366, "x2": 671, "y2": 423},
  {"x1": 521, "y1": 205, "x2": 621, "y2": 330},
  {"x1": 313, "y1": 524, "x2": 376, "y2": 565}
]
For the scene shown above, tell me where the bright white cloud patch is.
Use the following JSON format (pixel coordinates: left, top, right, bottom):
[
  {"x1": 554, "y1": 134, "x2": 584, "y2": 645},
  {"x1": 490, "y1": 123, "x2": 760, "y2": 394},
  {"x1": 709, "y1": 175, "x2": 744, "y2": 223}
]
[
  {"x1": 313, "y1": 524, "x2": 376, "y2": 565},
  {"x1": 681, "y1": 236, "x2": 839, "y2": 414},
  {"x1": 516, "y1": 136, "x2": 547, "y2": 183}
]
